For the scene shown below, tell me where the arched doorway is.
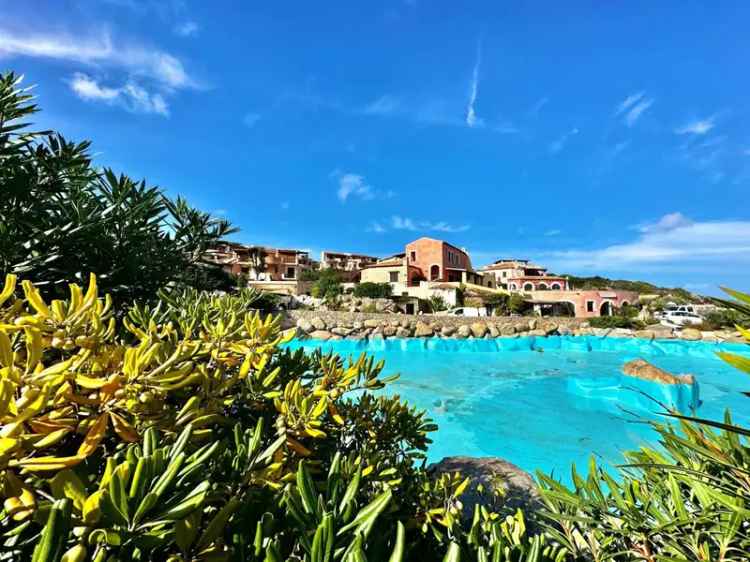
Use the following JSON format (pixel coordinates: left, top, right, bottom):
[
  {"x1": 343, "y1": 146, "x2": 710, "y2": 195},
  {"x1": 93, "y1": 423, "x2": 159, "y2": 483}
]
[
  {"x1": 600, "y1": 301, "x2": 613, "y2": 316},
  {"x1": 429, "y1": 264, "x2": 440, "y2": 281}
]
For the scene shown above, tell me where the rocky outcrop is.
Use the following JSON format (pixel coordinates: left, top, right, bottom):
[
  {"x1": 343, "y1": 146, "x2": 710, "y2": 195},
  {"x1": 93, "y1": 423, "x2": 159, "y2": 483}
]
[
  {"x1": 429, "y1": 457, "x2": 542, "y2": 531},
  {"x1": 622, "y1": 359, "x2": 695, "y2": 385}
]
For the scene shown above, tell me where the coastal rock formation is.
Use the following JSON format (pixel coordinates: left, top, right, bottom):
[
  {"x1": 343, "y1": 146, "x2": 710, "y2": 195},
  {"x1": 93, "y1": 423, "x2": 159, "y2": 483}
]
[
  {"x1": 414, "y1": 321, "x2": 434, "y2": 337},
  {"x1": 679, "y1": 328, "x2": 702, "y2": 341},
  {"x1": 470, "y1": 321, "x2": 488, "y2": 338},
  {"x1": 308, "y1": 330, "x2": 332, "y2": 340},
  {"x1": 457, "y1": 325, "x2": 472, "y2": 338},
  {"x1": 622, "y1": 359, "x2": 695, "y2": 385},
  {"x1": 429, "y1": 457, "x2": 542, "y2": 530}
]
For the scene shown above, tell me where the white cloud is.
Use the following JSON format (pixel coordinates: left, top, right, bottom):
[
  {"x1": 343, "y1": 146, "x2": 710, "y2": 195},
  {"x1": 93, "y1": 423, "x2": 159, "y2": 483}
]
[
  {"x1": 615, "y1": 91, "x2": 644, "y2": 116},
  {"x1": 549, "y1": 128, "x2": 579, "y2": 154},
  {"x1": 0, "y1": 28, "x2": 192, "y2": 89},
  {"x1": 624, "y1": 98, "x2": 653, "y2": 127},
  {"x1": 544, "y1": 214, "x2": 750, "y2": 272},
  {"x1": 333, "y1": 172, "x2": 394, "y2": 203},
  {"x1": 69, "y1": 73, "x2": 169, "y2": 116},
  {"x1": 336, "y1": 173, "x2": 374, "y2": 202},
  {"x1": 174, "y1": 21, "x2": 199, "y2": 37},
  {"x1": 367, "y1": 221, "x2": 387, "y2": 234},
  {"x1": 465, "y1": 39, "x2": 483, "y2": 128},
  {"x1": 363, "y1": 95, "x2": 400, "y2": 116},
  {"x1": 636, "y1": 212, "x2": 693, "y2": 233},
  {"x1": 675, "y1": 116, "x2": 716, "y2": 135},
  {"x1": 615, "y1": 92, "x2": 653, "y2": 126},
  {"x1": 391, "y1": 215, "x2": 469, "y2": 233},
  {"x1": 243, "y1": 112, "x2": 261, "y2": 128}
]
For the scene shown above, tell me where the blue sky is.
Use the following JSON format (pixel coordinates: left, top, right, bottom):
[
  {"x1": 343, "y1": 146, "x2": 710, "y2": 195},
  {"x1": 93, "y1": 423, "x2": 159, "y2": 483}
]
[{"x1": 2, "y1": 1, "x2": 750, "y2": 295}]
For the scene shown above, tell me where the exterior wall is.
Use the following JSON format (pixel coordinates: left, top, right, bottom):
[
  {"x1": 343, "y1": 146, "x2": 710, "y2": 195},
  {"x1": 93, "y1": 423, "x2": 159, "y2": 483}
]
[
  {"x1": 246, "y1": 280, "x2": 312, "y2": 296},
  {"x1": 510, "y1": 277, "x2": 569, "y2": 292},
  {"x1": 527, "y1": 290, "x2": 640, "y2": 318},
  {"x1": 405, "y1": 238, "x2": 470, "y2": 284},
  {"x1": 320, "y1": 252, "x2": 379, "y2": 271},
  {"x1": 360, "y1": 263, "x2": 408, "y2": 287}
]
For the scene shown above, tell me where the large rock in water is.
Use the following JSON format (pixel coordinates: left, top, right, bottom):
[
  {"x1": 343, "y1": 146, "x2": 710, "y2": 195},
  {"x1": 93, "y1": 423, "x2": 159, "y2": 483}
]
[
  {"x1": 429, "y1": 457, "x2": 543, "y2": 530},
  {"x1": 622, "y1": 359, "x2": 695, "y2": 385}
]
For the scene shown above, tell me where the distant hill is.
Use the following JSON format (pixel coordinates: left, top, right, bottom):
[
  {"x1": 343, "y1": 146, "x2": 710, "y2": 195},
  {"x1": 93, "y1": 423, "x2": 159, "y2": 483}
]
[{"x1": 561, "y1": 275, "x2": 698, "y2": 301}]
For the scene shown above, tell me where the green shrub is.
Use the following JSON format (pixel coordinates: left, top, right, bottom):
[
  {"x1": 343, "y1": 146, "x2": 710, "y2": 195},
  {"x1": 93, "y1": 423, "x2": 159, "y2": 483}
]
[
  {"x1": 310, "y1": 269, "x2": 343, "y2": 299},
  {"x1": 538, "y1": 287, "x2": 750, "y2": 559},
  {"x1": 353, "y1": 282, "x2": 393, "y2": 299},
  {"x1": 0, "y1": 72, "x2": 235, "y2": 304},
  {"x1": 1, "y1": 273, "x2": 571, "y2": 561},
  {"x1": 427, "y1": 294, "x2": 448, "y2": 312}
]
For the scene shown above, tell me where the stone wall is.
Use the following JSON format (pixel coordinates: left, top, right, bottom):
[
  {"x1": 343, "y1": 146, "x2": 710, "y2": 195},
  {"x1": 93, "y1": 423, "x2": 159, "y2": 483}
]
[
  {"x1": 283, "y1": 310, "x2": 586, "y2": 339},
  {"x1": 281, "y1": 310, "x2": 745, "y2": 342}
]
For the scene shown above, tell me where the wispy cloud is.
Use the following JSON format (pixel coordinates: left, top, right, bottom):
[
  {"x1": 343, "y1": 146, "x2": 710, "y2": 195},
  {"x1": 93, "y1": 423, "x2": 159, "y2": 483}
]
[
  {"x1": 544, "y1": 213, "x2": 750, "y2": 272},
  {"x1": 367, "y1": 221, "x2": 387, "y2": 234},
  {"x1": 635, "y1": 212, "x2": 693, "y2": 233},
  {"x1": 243, "y1": 112, "x2": 261, "y2": 128},
  {"x1": 615, "y1": 92, "x2": 644, "y2": 116},
  {"x1": 465, "y1": 38, "x2": 482, "y2": 128},
  {"x1": 390, "y1": 215, "x2": 470, "y2": 233},
  {"x1": 549, "y1": 128, "x2": 579, "y2": 154},
  {"x1": 68, "y1": 73, "x2": 169, "y2": 115},
  {"x1": 0, "y1": 28, "x2": 193, "y2": 89},
  {"x1": 529, "y1": 97, "x2": 549, "y2": 117},
  {"x1": 675, "y1": 116, "x2": 716, "y2": 135},
  {"x1": 624, "y1": 98, "x2": 653, "y2": 127},
  {"x1": 615, "y1": 92, "x2": 654, "y2": 126},
  {"x1": 363, "y1": 95, "x2": 400, "y2": 116},
  {"x1": 174, "y1": 21, "x2": 199, "y2": 37},
  {"x1": 333, "y1": 171, "x2": 394, "y2": 203}
]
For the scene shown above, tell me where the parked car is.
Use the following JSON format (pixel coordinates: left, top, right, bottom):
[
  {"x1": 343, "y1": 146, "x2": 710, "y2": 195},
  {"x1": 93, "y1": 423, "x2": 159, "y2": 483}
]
[
  {"x1": 438, "y1": 307, "x2": 488, "y2": 317},
  {"x1": 660, "y1": 310, "x2": 703, "y2": 327}
]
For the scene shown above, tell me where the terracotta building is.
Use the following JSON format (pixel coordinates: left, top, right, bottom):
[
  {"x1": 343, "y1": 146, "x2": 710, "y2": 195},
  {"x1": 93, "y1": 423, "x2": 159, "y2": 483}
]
[
  {"x1": 480, "y1": 259, "x2": 569, "y2": 291},
  {"x1": 205, "y1": 242, "x2": 313, "y2": 282}
]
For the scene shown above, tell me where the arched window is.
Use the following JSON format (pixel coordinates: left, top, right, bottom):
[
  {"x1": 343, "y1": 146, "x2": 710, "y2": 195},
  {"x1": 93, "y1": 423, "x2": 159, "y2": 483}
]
[
  {"x1": 523, "y1": 283, "x2": 534, "y2": 291},
  {"x1": 510, "y1": 283, "x2": 517, "y2": 290},
  {"x1": 551, "y1": 283, "x2": 561, "y2": 290},
  {"x1": 429, "y1": 264, "x2": 440, "y2": 281},
  {"x1": 537, "y1": 283, "x2": 549, "y2": 291}
]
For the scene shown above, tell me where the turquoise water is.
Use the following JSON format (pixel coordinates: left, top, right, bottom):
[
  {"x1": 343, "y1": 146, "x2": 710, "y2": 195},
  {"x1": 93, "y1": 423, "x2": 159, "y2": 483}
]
[{"x1": 285, "y1": 336, "x2": 750, "y2": 482}]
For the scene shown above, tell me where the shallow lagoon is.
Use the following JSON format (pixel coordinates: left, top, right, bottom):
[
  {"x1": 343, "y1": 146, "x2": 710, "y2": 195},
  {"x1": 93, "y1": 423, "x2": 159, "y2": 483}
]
[{"x1": 285, "y1": 336, "x2": 750, "y2": 482}]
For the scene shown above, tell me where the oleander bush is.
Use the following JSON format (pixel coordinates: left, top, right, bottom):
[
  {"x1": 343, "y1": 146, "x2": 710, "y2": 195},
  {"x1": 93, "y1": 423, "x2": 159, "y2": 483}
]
[
  {"x1": 0, "y1": 72, "x2": 235, "y2": 305},
  {"x1": 587, "y1": 315, "x2": 645, "y2": 330},
  {"x1": 0, "y1": 274, "x2": 568, "y2": 561}
]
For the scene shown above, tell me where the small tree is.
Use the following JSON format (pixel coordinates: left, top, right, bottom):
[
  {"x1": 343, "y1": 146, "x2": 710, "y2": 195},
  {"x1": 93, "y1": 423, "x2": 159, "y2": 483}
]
[
  {"x1": 311, "y1": 268, "x2": 342, "y2": 299},
  {"x1": 354, "y1": 282, "x2": 393, "y2": 299}
]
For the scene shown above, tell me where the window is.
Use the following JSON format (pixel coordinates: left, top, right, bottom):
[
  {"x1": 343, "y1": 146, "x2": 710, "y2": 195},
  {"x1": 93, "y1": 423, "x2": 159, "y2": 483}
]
[
  {"x1": 389, "y1": 271, "x2": 399, "y2": 282},
  {"x1": 551, "y1": 283, "x2": 561, "y2": 290},
  {"x1": 502, "y1": 271, "x2": 507, "y2": 277},
  {"x1": 586, "y1": 301, "x2": 595, "y2": 313},
  {"x1": 286, "y1": 267, "x2": 295, "y2": 278},
  {"x1": 410, "y1": 251, "x2": 416, "y2": 261},
  {"x1": 523, "y1": 283, "x2": 534, "y2": 291}
]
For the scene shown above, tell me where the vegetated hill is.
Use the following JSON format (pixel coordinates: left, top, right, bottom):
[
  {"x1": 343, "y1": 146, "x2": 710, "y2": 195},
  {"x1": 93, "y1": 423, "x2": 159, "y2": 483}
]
[{"x1": 562, "y1": 275, "x2": 698, "y2": 301}]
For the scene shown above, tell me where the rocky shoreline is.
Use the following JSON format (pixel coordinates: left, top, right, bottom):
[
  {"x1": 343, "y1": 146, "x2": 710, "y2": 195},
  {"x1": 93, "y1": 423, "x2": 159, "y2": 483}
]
[{"x1": 283, "y1": 310, "x2": 745, "y2": 343}]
